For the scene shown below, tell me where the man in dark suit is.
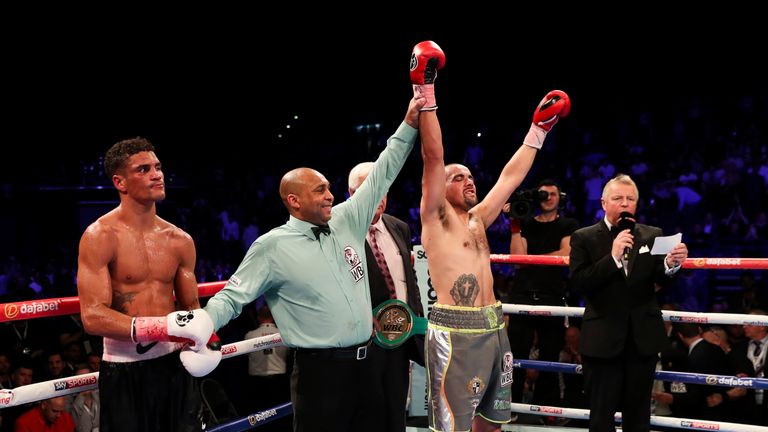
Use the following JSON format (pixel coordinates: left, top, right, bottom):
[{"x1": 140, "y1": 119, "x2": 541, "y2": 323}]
[
  {"x1": 348, "y1": 162, "x2": 425, "y2": 432},
  {"x1": 742, "y1": 308, "x2": 768, "y2": 425},
  {"x1": 653, "y1": 323, "x2": 731, "y2": 421},
  {"x1": 569, "y1": 174, "x2": 688, "y2": 432}
]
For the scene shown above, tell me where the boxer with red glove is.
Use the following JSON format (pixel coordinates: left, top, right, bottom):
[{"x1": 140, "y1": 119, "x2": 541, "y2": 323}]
[
  {"x1": 410, "y1": 40, "x2": 446, "y2": 111},
  {"x1": 524, "y1": 90, "x2": 571, "y2": 150}
]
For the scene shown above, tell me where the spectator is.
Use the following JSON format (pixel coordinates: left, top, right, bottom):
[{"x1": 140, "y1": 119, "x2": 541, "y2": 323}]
[
  {"x1": 70, "y1": 366, "x2": 99, "y2": 432},
  {"x1": 14, "y1": 397, "x2": 74, "y2": 432},
  {"x1": 243, "y1": 303, "x2": 291, "y2": 432}
]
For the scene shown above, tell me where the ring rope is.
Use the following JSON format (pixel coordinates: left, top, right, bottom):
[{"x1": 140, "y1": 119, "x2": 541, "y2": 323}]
[
  {"x1": 514, "y1": 359, "x2": 768, "y2": 390},
  {"x1": 0, "y1": 372, "x2": 98, "y2": 408},
  {"x1": 491, "y1": 254, "x2": 768, "y2": 270},
  {"x1": 1, "y1": 254, "x2": 765, "y2": 323},
  {"x1": 510, "y1": 403, "x2": 768, "y2": 432},
  {"x1": 0, "y1": 334, "x2": 283, "y2": 408},
  {"x1": 204, "y1": 402, "x2": 293, "y2": 432},
  {"x1": 5, "y1": 296, "x2": 766, "y2": 327},
  {"x1": 2, "y1": 253, "x2": 765, "y2": 430},
  {"x1": 502, "y1": 304, "x2": 768, "y2": 327},
  {"x1": 5, "y1": 336, "x2": 766, "y2": 409}
]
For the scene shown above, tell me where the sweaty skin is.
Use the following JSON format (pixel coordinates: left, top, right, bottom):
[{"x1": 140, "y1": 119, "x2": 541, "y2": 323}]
[
  {"x1": 420, "y1": 112, "x2": 539, "y2": 307},
  {"x1": 77, "y1": 151, "x2": 200, "y2": 339}
]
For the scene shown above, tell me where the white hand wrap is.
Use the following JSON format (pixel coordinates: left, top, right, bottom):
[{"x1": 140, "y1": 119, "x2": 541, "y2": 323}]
[
  {"x1": 413, "y1": 84, "x2": 437, "y2": 111},
  {"x1": 523, "y1": 123, "x2": 548, "y2": 150}
]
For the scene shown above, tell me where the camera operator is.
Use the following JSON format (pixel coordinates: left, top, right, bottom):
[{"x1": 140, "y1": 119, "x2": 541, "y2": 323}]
[{"x1": 505, "y1": 179, "x2": 579, "y2": 413}]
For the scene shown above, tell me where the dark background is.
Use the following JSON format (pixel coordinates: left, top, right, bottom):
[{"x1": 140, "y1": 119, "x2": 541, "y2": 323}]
[
  {"x1": 3, "y1": 15, "x2": 767, "y2": 261},
  {"x1": 5, "y1": 17, "x2": 766, "y2": 179}
]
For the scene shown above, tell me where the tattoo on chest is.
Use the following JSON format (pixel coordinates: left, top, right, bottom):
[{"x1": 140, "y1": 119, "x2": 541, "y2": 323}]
[
  {"x1": 450, "y1": 274, "x2": 479, "y2": 306},
  {"x1": 112, "y1": 291, "x2": 137, "y2": 314}
]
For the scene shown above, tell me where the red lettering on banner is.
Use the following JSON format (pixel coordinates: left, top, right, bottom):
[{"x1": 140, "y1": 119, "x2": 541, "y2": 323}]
[
  {"x1": 690, "y1": 422, "x2": 719, "y2": 430},
  {"x1": 66, "y1": 375, "x2": 98, "y2": 389},
  {"x1": 540, "y1": 406, "x2": 564, "y2": 414}
]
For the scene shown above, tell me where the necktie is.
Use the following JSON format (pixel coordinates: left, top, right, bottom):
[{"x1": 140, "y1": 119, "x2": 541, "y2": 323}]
[
  {"x1": 368, "y1": 226, "x2": 397, "y2": 299},
  {"x1": 753, "y1": 340, "x2": 765, "y2": 405},
  {"x1": 312, "y1": 224, "x2": 330, "y2": 240}
]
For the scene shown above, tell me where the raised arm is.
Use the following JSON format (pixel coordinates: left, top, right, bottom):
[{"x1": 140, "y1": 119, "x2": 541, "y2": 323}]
[
  {"x1": 477, "y1": 145, "x2": 539, "y2": 227},
  {"x1": 410, "y1": 41, "x2": 447, "y2": 223},
  {"x1": 420, "y1": 110, "x2": 446, "y2": 222},
  {"x1": 474, "y1": 91, "x2": 571, "y2": 227}
]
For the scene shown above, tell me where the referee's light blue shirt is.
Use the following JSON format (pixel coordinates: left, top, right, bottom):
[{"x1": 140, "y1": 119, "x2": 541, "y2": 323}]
[{"x1": 205, "y1": 122, "x2": 417, "y2": 348}]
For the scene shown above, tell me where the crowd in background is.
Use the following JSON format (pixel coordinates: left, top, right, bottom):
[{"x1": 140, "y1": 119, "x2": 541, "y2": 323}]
[
  {"x1": 1, "y1": 90, "x2": 768, "y2": 428},
  {"x1": 3, "y1": 93, "x2": 767, "y2": 314}
]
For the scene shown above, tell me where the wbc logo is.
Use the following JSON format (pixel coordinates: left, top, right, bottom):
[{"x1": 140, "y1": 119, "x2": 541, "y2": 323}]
[{"x1": 344, "y1": 246, "x2": 365, "y2": 283}]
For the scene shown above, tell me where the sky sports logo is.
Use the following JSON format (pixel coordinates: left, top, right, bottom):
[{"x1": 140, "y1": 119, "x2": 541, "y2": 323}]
[
  {"x1": 53, "y1": 375, "x2": 98, "y2": 391},
  {"x1": 680, "y1": 420, "x2": 719, "y2": 430},
  {"x1": 529, "y1": 406, "x2": 564, "y2": 414},
  {"x1": 668, "y1": 316, "x2": 708, "y2": 323}
]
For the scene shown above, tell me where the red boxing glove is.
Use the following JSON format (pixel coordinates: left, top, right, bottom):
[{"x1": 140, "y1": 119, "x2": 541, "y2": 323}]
[
  {"x1": 524, "y1": 90, "x2": 571, "y2": 149},
  {"x1": 532, "y1": 90, "x2": 571, "y2": 132},
  {"x1": 510, "y1": 218, "x2": 521, "y2": 234},
  {"x1": 410, "y1": 41, "x2": 446, "y2": 111}
]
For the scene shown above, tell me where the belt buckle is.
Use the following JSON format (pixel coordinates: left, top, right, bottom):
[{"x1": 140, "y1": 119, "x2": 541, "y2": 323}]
[{"x1": 356, "y1": 345, "x2": 367, "y2": 360}]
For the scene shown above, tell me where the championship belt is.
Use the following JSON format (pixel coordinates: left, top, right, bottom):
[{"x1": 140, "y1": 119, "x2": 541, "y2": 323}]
[{"x1": 372, "y1": 299, "x2": 427, "y2": 349}]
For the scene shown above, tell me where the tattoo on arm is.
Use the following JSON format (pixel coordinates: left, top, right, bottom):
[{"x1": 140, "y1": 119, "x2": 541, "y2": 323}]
[
  {"x1": 450, "y1": 274, "x2": 479, "y2": 306},
  {"x1": 112, "y1": 291, "x2": 137, "y2": 314}
]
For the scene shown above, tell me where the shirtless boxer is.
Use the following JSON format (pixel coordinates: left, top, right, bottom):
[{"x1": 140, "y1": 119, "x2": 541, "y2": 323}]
[
  {"x1": 77, "y1": 137, "x2": 219, "y2": 432},
  {"x1": 413, "y1": 40, "x2": 571, "y2": 431}
]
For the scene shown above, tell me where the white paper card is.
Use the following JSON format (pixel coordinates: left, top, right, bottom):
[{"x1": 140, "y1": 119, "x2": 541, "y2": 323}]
[{"x1": 650, "y1": 233, "x2": 682, "y2": 255}]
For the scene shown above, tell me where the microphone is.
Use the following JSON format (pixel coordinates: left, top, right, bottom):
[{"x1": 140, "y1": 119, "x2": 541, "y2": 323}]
[{"x1": 617, "y1": 211, "x2": 636, "y2": 261}]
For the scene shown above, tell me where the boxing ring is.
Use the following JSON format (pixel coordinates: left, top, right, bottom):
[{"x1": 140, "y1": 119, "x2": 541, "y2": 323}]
[{"x1": 2, "y1": 255, "x2": 768, "y2": 431}]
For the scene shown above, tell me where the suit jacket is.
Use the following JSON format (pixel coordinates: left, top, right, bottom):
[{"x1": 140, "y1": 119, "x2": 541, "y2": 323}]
[
  {"x1": 570, "y1": 220, "x2": 676, "y2": 358},
  {"x1": 365, "y1": 213, "x2": 425, "y2": 365},
  {"x1": 670, "y1": 339, "x2": 730, "y2": 420},
  {"x1": 730, "y1": 340, "x2": 768, "y2": 423}
]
